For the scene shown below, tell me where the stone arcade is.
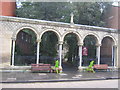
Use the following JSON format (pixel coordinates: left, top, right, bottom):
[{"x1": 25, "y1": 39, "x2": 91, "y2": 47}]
[{"x1": 0, "y1": 16, "x2": 119, "y2": 69}]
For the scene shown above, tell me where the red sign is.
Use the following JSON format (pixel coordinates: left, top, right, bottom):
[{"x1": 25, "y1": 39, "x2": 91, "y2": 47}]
[{"x1": 82, "y1": 47, "x2": 88, "y2": 56}]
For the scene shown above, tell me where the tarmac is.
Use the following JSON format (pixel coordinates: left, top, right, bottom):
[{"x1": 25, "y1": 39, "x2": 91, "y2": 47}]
[{"x1": 1, "y1": 67, "x2": 120, "y2": 83}]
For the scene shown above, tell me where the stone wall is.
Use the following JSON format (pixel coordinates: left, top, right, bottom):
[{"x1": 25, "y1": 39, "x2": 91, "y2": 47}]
[{"x1": 0, "y1": 32, "x2": 12, "y2": 67}]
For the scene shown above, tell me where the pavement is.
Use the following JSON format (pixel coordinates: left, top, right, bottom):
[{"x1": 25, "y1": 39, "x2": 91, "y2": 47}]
[{"x1": 1, "y1": 68, "x2": 120, "y2": 83}]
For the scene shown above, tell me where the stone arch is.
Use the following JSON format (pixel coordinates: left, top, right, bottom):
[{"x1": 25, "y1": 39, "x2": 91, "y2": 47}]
[
  {"x1": 62, "y1": 31, "x2": 82, "y2": 44},
  {"x1": 100, "y1": 34, "x2": 116, "y2": 66},
  {"x1": 101, "y1": 34, "x2": 117, "y2": 46},
  {"x1": 82, "y1": 32, "x2": 100, "y2": 66},
  {"x1": 62, "y1": 31, "x2": 82, "y2": 68},
  {"x1": 40, "y1": 28, "x2": 61, "y2": 42},
  {"x1": 12, "y1": 26, "x2": 39, "y2": 41},
  {"x1": 83, "y1": 32, "x2": 100, "y2": 45},
  {"x1": 12, "y1": 26, "x2": 39, "y2": 66}
]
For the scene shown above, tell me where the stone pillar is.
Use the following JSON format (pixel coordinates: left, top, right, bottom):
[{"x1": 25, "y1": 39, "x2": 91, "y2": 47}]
[
  {"x1": 96, "y1": 44, "x2": 101, "y2": 65},
  {"x1": 59, "y1": 41, "x2": 63, "y2": 69},
  {"x1": 11, "y1": 38, "x2": 16, "y2": 66},
  {"x1": 36, "y1": 39, "x2": 41, "y2": 64},
  {"x1": 113, "y1": 45, "x2": 118, "y2": 67},
  {"x1": 78, "y1": 43, "x2": 83, "y2": 70},
  {"x1": 112, "y1": 45, "x2": 114, "y2": 66}
]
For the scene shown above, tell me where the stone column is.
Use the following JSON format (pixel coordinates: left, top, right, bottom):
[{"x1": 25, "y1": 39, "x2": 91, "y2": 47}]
[
  {"x1": 11, "y1": 38, "x2": 16, "y2": 66},
  {"x1": 113, "y1": 45, "x2": 118, "y2": 67},
  {"x1": 96, "y1": 44, "x2": 101, "y2": 65},
  {"x1": 59, "y1": 41, "x2": 63, "y2": 69},
  {"x1": 36, "y1": 39, "x2": 41, "y2": 64},
  {"x1": 112, "y1": 45, "x2": 114, "y2": 66},
  {"x1": 78, "y1": 43, "x2": 83, "y2": 70}
]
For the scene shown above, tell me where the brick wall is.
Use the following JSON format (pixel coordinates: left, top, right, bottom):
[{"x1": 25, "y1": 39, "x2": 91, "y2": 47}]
[
  {"x1": 104, "y1": 6, "x2": 120, "y2": 30},
  {"x1": 101, "y1": 38, "x2": 113, "y2": 57},
  {"x1": 0, "y1": 1, "x2": 16, "y2": 16},
  {"x1": 16, "y1": 31, "x2": 33, "y2": 55}
]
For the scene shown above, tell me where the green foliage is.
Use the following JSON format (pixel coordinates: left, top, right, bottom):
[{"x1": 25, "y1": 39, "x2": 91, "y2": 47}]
[
  {"x1": 64, "y1": 34, "x2": 78, "y2": 63},
  {"x1": 40, "y1": 32, "x2": 58, "y2": 57},
  {"x1": 84, "y1": 35, "x2": 96, "y2": 58},
  {"x1": 74, "y1": 2, "x2": 101, "y2": 26},
  {"x1": 16, "y1": 2, "x2": 112, "y2": 26},
  {"x1": 15, "y1": 44, "x2": 22, "y2": 55},
  {"x1": 22, "y1": 29, "x2": 36, "y2": 44},
  {"x1": 16, "y1": 2, "x2": 71, "y2": 23}
]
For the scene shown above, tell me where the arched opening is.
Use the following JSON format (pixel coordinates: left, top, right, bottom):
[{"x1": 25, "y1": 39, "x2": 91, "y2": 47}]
[
  {"x1": 63, "y1": 33, "x2": 79, "y2": 70},
  {"x1": 14, "y1": 29, "x2": 37, "y2": 66},
  {"x1": 100, "y1": 37, "x2": 114, "y2": 66},
  {"x1": 83, "y1": 35, "x2": 97, "y2": 66},
  {"x1": 40, "y1": 31, "x2": 58, "y2": 65}
]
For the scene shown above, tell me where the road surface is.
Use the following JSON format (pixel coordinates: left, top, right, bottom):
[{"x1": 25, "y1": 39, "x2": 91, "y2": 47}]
[{"x1": 1, "y1": 79, "x2": 119, "y2": 88}]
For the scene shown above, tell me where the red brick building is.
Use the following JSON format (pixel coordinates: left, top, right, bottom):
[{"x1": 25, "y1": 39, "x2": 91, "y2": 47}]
[
  {"x1": 101, "y1": 5, "x2": 120, "y2": 65},
  {"x1": 0, "y1": 0, "x2": 35, "y2": 57},
  {"x1": 104, "y1": 5, "x2": 120, "y2": 30},
  {"x1": 0, "y1": 1, "x2": 16, "y2": 16}
]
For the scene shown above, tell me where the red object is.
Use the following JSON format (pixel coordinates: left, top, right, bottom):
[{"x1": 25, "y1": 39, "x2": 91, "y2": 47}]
[
  {"x1": 31, "y1": 64, "x2": 52, "y2": 72},
  {"x1": 93, "y1": 64, "x2": 108, "y2": 69},
  {"x1": 0, "y1": 1, "x2": 16, "y2": 16},
  {"x1": 82, "y1": 47, "x2": 88, "y2": 56}
]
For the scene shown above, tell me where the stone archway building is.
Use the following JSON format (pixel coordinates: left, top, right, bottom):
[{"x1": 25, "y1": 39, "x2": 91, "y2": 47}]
[{"x1": 0, "y1": 16, "x2": 119, "y2": 69}]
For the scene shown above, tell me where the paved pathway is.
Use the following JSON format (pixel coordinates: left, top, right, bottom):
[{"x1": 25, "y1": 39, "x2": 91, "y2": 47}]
[
  {"x1": 1, "y1": 80, "x2": 119, "y2": 88},
  {"x1": 1, "y1": 70, "x2": 119, "y2": 83}
]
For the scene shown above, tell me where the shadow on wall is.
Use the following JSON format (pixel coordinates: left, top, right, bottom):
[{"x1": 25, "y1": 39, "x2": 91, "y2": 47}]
[{"x1": 1, "y1": 55, "x2": 11, "y2": 63}]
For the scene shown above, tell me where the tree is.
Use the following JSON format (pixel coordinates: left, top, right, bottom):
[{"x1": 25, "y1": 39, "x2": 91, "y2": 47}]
[
  {"x1": 40, "y1": 32, "x2": 58, "y2": 57},
  {"x1": 64, "y1": 34, "x2": 78, "y2": 64},
  {"x1": 16, "y1": 2, "x2": 71, "y2": 22},
  {"x1": 16, "y1": 2, "x2": 112, "y2": 26}
]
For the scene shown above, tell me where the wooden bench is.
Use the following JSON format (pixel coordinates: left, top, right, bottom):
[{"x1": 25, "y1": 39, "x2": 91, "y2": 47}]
[
  {"x1": 31, "y1": 64, "x2": 52, "y2": 73},
  {"x1": 93, "y1": 64, "x2": 108, "y2": 71}
]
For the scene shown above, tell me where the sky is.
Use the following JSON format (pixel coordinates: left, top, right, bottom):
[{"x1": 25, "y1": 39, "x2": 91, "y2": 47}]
[{"x1": 16, "y1": 0, "x2": 119, "y2": 8}]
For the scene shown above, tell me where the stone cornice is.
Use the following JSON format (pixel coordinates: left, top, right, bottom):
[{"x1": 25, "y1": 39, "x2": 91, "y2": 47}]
[
  {"x1": 0, "y1": 16, "x2": 118, "y2": 33},
  {"x1": 96, "y1": 43, "x2": 101, "y2": 47},
  {"x1": 59, "y1": 41, "x2": 64, "y2": 45},
  {"x1": 77, "y1": 42, "x2": 83, "y2": 46},
  {"x1": 11, "y1": 37, "x2": 16, "y2": 41}
]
